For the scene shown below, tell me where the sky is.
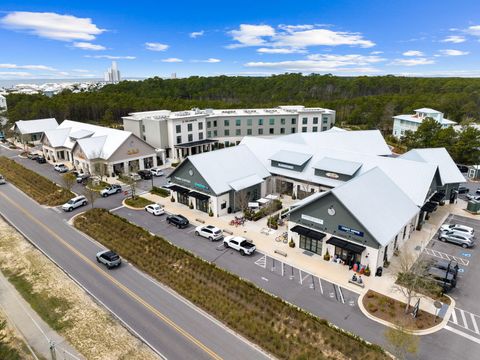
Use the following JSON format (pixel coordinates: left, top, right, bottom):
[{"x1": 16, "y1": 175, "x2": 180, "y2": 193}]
[{"x1": 0, "y1": 0, "x2": 480, "y2": 80}]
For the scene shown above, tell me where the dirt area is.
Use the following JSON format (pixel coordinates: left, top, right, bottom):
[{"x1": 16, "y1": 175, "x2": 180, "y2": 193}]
[
  {"x1": 0, "y1": 309, "x2": 38, "y2": 360},
  {"x1": 0, "y1": 218, "x2": 159, "y2": 360},
  {"x1": 363, "y1": 290, "x2": 438, "y2": 330}
]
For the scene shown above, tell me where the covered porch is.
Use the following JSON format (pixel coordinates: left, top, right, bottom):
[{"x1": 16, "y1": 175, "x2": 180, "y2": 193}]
[{"x1": 174, "y1": 139, "x2": 218, "y2": 160}]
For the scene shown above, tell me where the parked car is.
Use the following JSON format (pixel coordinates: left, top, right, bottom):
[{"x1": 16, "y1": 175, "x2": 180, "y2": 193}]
[
  {"x1": 427, "y1": 268, "x2": 457, "y2": 293},
  {"x1": 36, "y1": 156, "x2": 46, "y2": 164},
  {"x1": 223, "y1": 236, "x2": 256, "y2": 255},
  {"x1": 76, "y1": 173, "x2": 90, "y2": 184},
  {"x1": 438, "y1": 231, "x2": 474, "y2": 248},
  {"x1": 166, "y1": 214, "x2": 189, "y2": 228},
  {"x1": 476, "y1": 187, "x2": 480, "y2": 194},
  {"x1": 138, "y1": 169, "x2": 153, "y2": 180},
  {"x1": 440, "y1": 223, "x2": 474, "y2": 237},
  {"x1": 54, "y1": 163, "x2": 68, "y2": 173},
  {"x1": 195, "y1": 225, "x2": 223, "y2": 241},
  {"x1": 458, "y1": 185, "x2": 469, "y2": 194},
  {"x1": 127, "y1": 173, "x2": 141, "y2": 181},
  {"x1": 61, "y1": 195, "x2": 88, "y2": 212},
  {"x1": 145, "y1": 203, "x2": 165, "y2": 216},
  {"x1": 100, "y1": 184, "x2": 122, "y2": 197},
  {"x1": 457, "y1": 165, "x2": 469, "y2": 173},
  {"x1": 27, "y1": 153, "x2": 40, "y2": 160},
  {"x1": 466, "y1": 194, "x2": 480, "y2": 201},
  {"x1": 429, "y1": 259, "x2": 459, "y2": 279},
  {"x1": 150, "y1": 168, "x2": 164, "y2": 177},
  {"x1": 0, "y1": 174, "x2": 6, "y2": 185},
  {"x1": 96, "y1": 250, "x2": 121, "y2": 269}
]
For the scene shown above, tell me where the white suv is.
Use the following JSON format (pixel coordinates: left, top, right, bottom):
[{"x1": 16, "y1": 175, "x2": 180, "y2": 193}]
[
  {"x1": 440, "y1": 223, "x2": 474, "y2": 237},
  {"x1": 150, "y1": 168, "x2": 164, "y2": 176},
  {"x1": 62, "y1": 195, "x2": 87, "y2": 212},
  {"x1": 145, "y1": 204, "x2": 165, "y2": 216},
  {"x1": 195, "y1": 225, "x2": 223, "y2": 241}
]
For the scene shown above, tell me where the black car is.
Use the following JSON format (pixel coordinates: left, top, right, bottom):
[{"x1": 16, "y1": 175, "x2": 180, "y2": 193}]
[
  {"x1": 137, "y1": 169, "x2": 153, "y2": 180},
  {"x1": 458, "y1": 185, "x2": 469, "y2": 194},
  {"x1": 457, "y1": 164, "x2": 469, "y2": 173},
  {"x1": 36, "y1": 156, "x2": 46, "y2": 164},
  {"x1": 166, "y1": 214, "x2": 189, "y2": 228}
]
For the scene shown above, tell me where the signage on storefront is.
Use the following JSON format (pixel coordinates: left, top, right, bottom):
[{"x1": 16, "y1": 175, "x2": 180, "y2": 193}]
[
  {"x1": 127, "y1": 148, "x2": 139, "y2": 155},
  {"x1": 326, "y1": 172, "x2": 339, "y2": 179},
  {"x1": 277, "y1": 162, "x2": 294, "y2": 170},
  {"x1": 174, "y1": 176, "x2": 191, "y2": 184},
  {"x1": 301, "y1": 214, "x2": 324, "y2": 225},
  {"x1": 338, "y1": 225, "x2": 364, "y2": 237},
  {"x1": 194, "y1": 182, "x2": 209, "y2": 190}
]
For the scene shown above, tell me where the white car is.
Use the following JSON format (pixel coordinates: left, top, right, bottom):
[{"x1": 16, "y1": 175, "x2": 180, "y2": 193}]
[
  {"x1": 150, "y1": 168, "x2": 164, "y2": 177},
  {"x1": 195, "y1": 225, "x2": 223, "y2": 241},
  {"x1": 466, "y1": 194, "x2": 480, "y2": 201},
  {"x1": 440, "y1": 223, "x2": 474, "y2": 237},
  {"x1": 62, "y1": 195, "x2": 87, "y2": 212},
  {"x1": 145, "y1": 204, "x2": 165, "y2": 216},
  {"x1": 223, "y1": 235, "x2": 256, "y2": 255},
  {"x1": 128, "y1": 173, "x2": 142, "y2": 181},
  {"x1": 0, "y1": 174, "x2": 5, "y2": 184},
  {"x1": 54, "y1": 163, "x2": 68, "y2": 173}
]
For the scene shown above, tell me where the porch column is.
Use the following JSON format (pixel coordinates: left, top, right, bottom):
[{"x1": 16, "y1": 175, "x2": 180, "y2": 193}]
[
  {"x1": 123, "y1": 161, "x2": 129, "y2": 174},
  {"x1": 139, "y1": 159, "x2": 145, "y2": 170},
  {"x1": 152, "y1": 155, "x2": 158, "y2": 168}
]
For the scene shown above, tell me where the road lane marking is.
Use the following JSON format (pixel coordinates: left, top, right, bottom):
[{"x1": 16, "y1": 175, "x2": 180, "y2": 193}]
[
  {"x1": 445, "y1": 325, "x2": 480, "y2": 345},
  {"x1": 451, "y1": 308, "x2": 458, "y2": 324},
  {"x1": 471, "y1": 313, "x2": 479, "y2": 334},
  {"x1": 318, "y1": 278, "x2": 323, "y2": 295},
  {"x1": 337, "y1": 286, "x2": 345, "y2": 304},
  {"x1": 254, "y1": 255, "x2": 267, "y2": 268},
  {"x1": 0, "y1": 191, "x2": 223, "y2": 360},
  {"x1": 424, "y1": 248, "x2": 469, "y2": 266},
  {"x1": 460, "y1": 309, "x2": 468, "y2": 328},
  {"x1": 109, "y1": 205, "x2": 125, "y2": 212}
]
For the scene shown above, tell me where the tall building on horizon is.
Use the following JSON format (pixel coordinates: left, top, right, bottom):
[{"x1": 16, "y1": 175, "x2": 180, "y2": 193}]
[{"x1": 104, "y1": 61, "x2": 121, "y2": 83}]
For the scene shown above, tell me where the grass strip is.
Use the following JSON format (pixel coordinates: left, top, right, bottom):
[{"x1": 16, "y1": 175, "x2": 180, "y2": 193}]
[
  {"x1": 0, "y1": 157, "x2": 74, "y2": 206},
  {"x1": 75, "y1": 208, "x2": 387, "y2": 360},
  {"x1": 124, "y1": 196, "x2": 153, "y2": 208},
  {"x1": 151, "y1": 186, "x2": 170, "y2": 198},
  {"x1": 2, "y1": 269, "x2": 73, "y2": 332}
]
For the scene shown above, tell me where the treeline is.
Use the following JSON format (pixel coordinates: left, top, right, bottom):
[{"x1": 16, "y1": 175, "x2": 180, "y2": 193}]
[{"x1": 5, "y1": 74, "x2": 480, "y2": 130}]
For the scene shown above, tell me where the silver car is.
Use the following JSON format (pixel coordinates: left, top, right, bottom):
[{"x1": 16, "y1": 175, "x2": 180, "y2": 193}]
[
  {"x1": 438, "y1": 231, "x2": 474, "y2": 248},
  {"x1": 96, "y1": 250, "x2": 121, "y2": 269},
  {"x1": 0, "y1": 174, "x2": 5, "y2": 184}
]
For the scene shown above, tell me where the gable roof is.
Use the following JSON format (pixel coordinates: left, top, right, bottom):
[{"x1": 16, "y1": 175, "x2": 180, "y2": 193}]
[
  {"x1": 313, "y1": 157, "x2": 362, "y2": 176},
  {"x1": 399, "y1": 148, "x2": 465, "y2": 185},
  {"x1": 269, "y1": 150, "x2": 312, "y2": 166},
  {"x1": 415, "y1": 108, "x2": 442, "y2": 114},
  {"x1": 14, "y1": 118, "x2": 58, "y2": 135},
  {"x1": 175, "y1": 145, "x2": 270, "y2": 195}
]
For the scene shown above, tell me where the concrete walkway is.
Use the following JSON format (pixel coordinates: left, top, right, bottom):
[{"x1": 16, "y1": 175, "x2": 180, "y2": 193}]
[
  {"x1": 143, "y1": 192, "x2": 463, "y2": 318},
  {"x1": 0, "y1": 271, "x2": 83, "y2": 360}
]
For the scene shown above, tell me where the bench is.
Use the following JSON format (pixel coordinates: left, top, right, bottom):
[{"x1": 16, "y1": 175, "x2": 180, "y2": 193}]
[
  {"x1": 274, "y1": 249, "x2": 287, "y2": 257},
  {"x1": 195, "y1": 218, "x2": 205, "y2": 224},
  {"x1": 348, "y1": 279, "x2": 365, "y2": 288},
  {"x1": 223, "y1": 229, "x2": 233, "y2": 235}
]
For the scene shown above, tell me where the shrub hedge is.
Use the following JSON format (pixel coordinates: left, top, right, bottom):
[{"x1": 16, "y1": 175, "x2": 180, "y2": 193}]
[
  {"x1": 74, "y1": 209, "x2": 387, "y2": 360},
  {"x1": 0, "y1": 156, "x2": 74, "y2": 206},
  {"x1": 151, "y1": 186, "x2": 170, "y2": 197}
]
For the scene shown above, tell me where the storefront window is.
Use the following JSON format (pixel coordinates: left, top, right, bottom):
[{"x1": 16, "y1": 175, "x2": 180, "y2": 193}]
[
  {"x1": 299, "y1": 235, "x2": 322, "y2": 255},
  {"x1": 178, "y1": 192, "x2": 189, "y2": 206},
  {"x1": 196, "y1": 198, "x2": 208, "y2": 213}
]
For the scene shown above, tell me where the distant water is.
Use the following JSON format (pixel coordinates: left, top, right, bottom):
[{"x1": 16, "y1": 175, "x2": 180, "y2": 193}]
[{"x1": 0, "y1": 77, "x2": 145, "y2": 89}]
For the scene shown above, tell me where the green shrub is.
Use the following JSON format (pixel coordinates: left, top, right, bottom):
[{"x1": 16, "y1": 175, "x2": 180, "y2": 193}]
[
  {"x1": 171, "y1": 162, "x2": 180, "y2": 168},
  {"x1": 151, "y1": 186, "x2": 170, "y2": 197},
  {"x1": 124, "y1": 196, "x2": 153, "y2": 208}
]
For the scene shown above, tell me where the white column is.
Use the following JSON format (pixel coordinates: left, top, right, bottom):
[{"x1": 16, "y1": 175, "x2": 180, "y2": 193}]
[
  {"x1": 139, "y1": 158, "x2": 145, "y2": 170},
  {"x1": 123, "y1": 161, "x2": 129, "y2": 174}
]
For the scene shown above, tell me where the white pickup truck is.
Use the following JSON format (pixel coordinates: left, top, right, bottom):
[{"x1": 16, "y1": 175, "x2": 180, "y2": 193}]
[{"x1": 223, "y1": 236, "x2": 256, "y2": 256}]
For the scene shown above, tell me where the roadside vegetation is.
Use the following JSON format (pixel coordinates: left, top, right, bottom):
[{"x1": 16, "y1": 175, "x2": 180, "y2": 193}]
[
  {"x1": 0, "y1": 157, "x2": 74, "y2": 206},
  {"x1": 74, "y1": 208, "x2": 388, "y2": 360},
  {"x1": 124, "y1": 196, "x2": 153, "y2": 208},
  {"x1": 0, "y1": 218, "x2": 159, "y2": 360},
  {"x1": 0, "y1": 317, "x2": 33, "y2": 360}
]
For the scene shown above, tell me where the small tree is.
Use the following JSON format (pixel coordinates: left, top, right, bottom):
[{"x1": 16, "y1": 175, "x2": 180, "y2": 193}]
[
  {"x1": 82, "y1": 183, "x2": 100, "y2": 209},
  {"x1": 384, "y1": 323, "x2": 419, "y2": 360},
  {"x1": 394, "y1": 251, "x2": 428, "y2": 313},
  {"x1": 61, "y1": 172, "x2": 76, "y2": 191}
]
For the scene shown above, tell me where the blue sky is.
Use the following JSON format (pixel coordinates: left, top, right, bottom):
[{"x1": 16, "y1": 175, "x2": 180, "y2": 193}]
[{"x1": 0, "y1": 0, "x2": 480, "y2": 79}]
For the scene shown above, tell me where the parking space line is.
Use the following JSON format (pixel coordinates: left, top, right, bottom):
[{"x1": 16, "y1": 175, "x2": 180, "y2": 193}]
[
  {"x1": 254, "y1": 254, "x2": 267, "y2": 269},
  {"x1": 109, "y1": 205, "x2": 125, "y2": 212},
  {"x1": 424, "y1": 248, "x2": 469, "y2": 266},
  {"x1": 299, "y1": 270, "x2": 303, "y2": 284},
  {"x1": 300, "y1": 271, "x2": 310, "y2": 285},
  {"x1": 318, "y1": 277, "x2": 323, "y2": 295},
  {"x1": 460, "y1": 309, "x2": 468, "y2": 328},
  {"x1": 445, "y1": 325, "x2": 480, "y2": 345},
  {"x1": 337, "y1": 285, "x2": 345, "y2": 304},
  {"x1": 471, "y1": 313, "x2": 479, "y2": 334},
  {"x1": 451, "y1": 308, "x2": 458, "y2": 324},
  {"x1": 187, "y1": 228, "x2": 196, "y2": 233}
]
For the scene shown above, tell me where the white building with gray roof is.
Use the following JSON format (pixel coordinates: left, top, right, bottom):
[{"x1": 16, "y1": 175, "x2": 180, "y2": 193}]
[{"x1": 392, "y1": 108, "x2": 456, "y2": 138}]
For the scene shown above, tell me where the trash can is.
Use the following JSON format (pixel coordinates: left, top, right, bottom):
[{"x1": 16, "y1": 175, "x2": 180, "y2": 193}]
[{"x1": 375, "y1": 267, "x2": 383, "y2": 277}]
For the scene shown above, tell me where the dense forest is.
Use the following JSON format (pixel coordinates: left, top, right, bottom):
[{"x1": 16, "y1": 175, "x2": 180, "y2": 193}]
[{"x1": 4, "y1": 74, "x2": 480, "y2": 131}]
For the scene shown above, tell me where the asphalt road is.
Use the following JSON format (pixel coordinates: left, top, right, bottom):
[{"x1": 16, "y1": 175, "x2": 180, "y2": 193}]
[{"x1": 0, "y1": 182, "x2": 269, "y2": 360}]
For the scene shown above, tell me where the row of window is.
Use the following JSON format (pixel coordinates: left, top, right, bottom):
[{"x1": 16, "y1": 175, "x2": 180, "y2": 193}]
[
  {"x1": 176, "y1": 132, "x2": 204, "y2": 144},
  {"x1": 205, "y1": 125, "x2": 329, "y2": 138},
  {"x1": 206, "y1": 116, "x2": 331, "y2": 128},
  {"x1": 176, "y1": 122, "x2": 203, "y2": 134}
]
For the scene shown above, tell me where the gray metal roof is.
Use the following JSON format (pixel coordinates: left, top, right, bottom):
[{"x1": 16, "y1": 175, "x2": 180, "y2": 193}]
[
  {"x1": 14, "y1": 118, "x2": 58, "y2": 135},
  {"x1": 229, "y1": 174, "x2": 264, "y2": 191},
  {"x1": 313, "y1": 157, "x2": 362, "y2": 176},
  {"x1": 269, "y1": 150, "x2": 312, "y2": 166}
]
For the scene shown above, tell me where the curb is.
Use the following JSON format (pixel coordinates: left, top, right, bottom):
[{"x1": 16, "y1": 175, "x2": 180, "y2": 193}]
[
  {"x1": 357, "y1": 291, "x2": 455, "y2": 335},
  {"x1": 122, "y1": 198, "x2": 150, "y2": 210}
]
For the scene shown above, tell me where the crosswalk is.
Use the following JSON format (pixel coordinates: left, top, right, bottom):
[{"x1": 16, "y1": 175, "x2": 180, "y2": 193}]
[{"x1": 448, "y1": 307, "x2": 480, "y2": 342}]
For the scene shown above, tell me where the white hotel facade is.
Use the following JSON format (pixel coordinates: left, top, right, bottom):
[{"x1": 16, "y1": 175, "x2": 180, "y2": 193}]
[{"x1": 122, "y1": 106, "x2": 335, "y2": 162}]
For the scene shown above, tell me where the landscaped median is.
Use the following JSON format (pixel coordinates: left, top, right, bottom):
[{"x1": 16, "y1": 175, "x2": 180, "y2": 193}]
[
  {"x1": 0, "y1": 156, "x2": 74, "y2": 206},
  {"x1": 74, "y1": 208, "x2": 388, "y2": 360},
  {"x1": 123, "y1": 196, "x2": 154, "y2": 208}
]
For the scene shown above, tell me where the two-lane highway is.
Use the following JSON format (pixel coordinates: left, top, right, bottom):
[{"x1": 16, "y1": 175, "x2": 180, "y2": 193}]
[{"x1": 0, "y1": 182, "x2": 269, "y2": 360}]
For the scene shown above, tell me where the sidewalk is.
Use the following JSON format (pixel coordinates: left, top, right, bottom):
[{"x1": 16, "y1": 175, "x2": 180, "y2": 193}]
[
  {"x1": 142, "y1": 192, "x2": 460, "y2": 317},
  {"x1": 0, "y1": 271, "x2": 83, "y2": 360}
]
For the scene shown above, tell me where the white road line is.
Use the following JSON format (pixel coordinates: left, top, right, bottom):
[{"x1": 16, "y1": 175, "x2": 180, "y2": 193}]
[
  {"x1": 445, "y1": 325, "x2": 480, "y2": 345},
  {"x1": 187, "y1": 228, "x2": 196, "y2": 233},
  {"x1": 318, "y1": 277, "x2": 323, "y2": 295},
  {"x1": 471, "y1": 313, "x2": 479, "y2": 334},
  {"x1": 301, "y1": 272, "x2": 310, "y2": 285},
  {"x1": 337, "y1": 285, "x2": 345, "y2": 304},
  {"x1": 281, "y1": 262, "x2": 284, "y2": 277},
  {"x1": 451, "y1": 308, "x2": 458, "y2": 325},
  {"x1": 109, "y1": 205, "x2": 125, "y2": 212},
  {"x1": 254, "y1": 255, "x2": 266, "y2": 269},
  {"x1": 299, "y1": 270, "x2": 303, "y2": 285},
  {"x1": 460, "y1": 309, "x2": 468, "y2": 328}
]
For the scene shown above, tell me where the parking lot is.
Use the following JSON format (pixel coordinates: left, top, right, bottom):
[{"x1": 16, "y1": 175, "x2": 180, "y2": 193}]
[{"x1": 422, "y1": 213, "x2": 480, "y2": 341}]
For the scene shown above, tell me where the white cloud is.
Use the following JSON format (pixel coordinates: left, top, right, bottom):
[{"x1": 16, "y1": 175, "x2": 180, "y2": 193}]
[
  {"x1": 257, "y1": 47, "x2": 307, "y2": 54},
  {"x1": 161, "y1": 58, "x2": 183, "y2": 63},
  {"x1": 403, "y1": 50, "x2": 424, "y2": 56},
  {"x1": 85, "y1": 55, "x2": 136, "y2": 60},
  {"x1": 0, "y1": 63, "x2": 56, "y2": 71},
  {"x1": 72, "y1": 69, "x2": 90, "y2": 73},
  {"x1": 441, "y1": 35, "x2": 466, "y2": 43},
  {"x1": 190, "y1": 30, "x2": 204, "y2": 38},
  {"x1": 438, "y1": 49, "x2": 469, "y2": 56},
  {"x1": 145, "y1": 42, "x2": 169, "y2": 51},
  {"x1": 73, "y1": 42, "x2": 106, "y2": 50},
  {"x1": 0, "y1": 71, "x2": 32, "y2": 78},
  {"x1": 245, "y1": 53, "x2": 384, "y2": 73},
  {"x1": 465, "y1": 25, "x2": 480, "y2": 37},
  {"x1": 0, "y1": 11, "x2": 105, "y2": 41},
  {"x1": 192, "y1": 58, "x2": 221, "y2": 63},
  {"x1": 370, "y1": 51, "x2": 383, "y2": 55},
  {"x1": 228, "y1": 23, "x2": 375, "y2": 51},
  {"x1": 391, "y1": 58, "x2": 434, "y2": 66}
]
